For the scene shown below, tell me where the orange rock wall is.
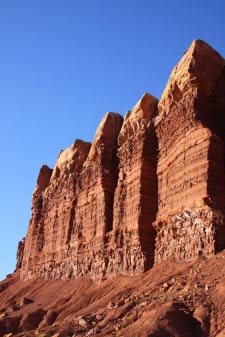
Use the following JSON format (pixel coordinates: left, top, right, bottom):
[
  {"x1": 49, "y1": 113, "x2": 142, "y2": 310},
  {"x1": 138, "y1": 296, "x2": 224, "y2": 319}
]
[
  {"x1": 21, "y1": 141, "x2": 91, "y2": 279},
  {"x1": 154, "y1": 40, "x2": 225, "y2": 263},
  {"x1": 113, "y1": 93, "x2": 158, "y2": 272}
]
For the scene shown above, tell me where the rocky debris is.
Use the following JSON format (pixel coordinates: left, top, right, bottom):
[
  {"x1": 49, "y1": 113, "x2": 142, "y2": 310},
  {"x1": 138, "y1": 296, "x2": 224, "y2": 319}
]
[
  {"x1": 78, "y1": 317, "x2": 93, "y2": 329},
  {"x1": 2, "y1": 250, "x2": 225, "y2": 335},
  {"x1": 148, "y1": 302, "x2": 204, "y2": 337},
  {"x1": 19, "y1": 308, "x2": 46, "y2": 331},
  {"x1": 0, "y1": 316, "x2": 21, "y2": 335},
  {"x1": 107, "y1": 302, "x2": 115, "y2": 309},
  {"x1": 154, "y1": 208, "x2": 225, "y2": 263},
  {"x1": 19, "y1": 297, "x2": 33, "y2": 307},
  {"x1": 51, "y1": 327, "x2": 71, "y2": 337},
  {"x1": 0, "y1": 313, "x2": 7, "y2": 319},
  {"x1": 193, "y1": 305, "x2": 210, "y2": 335},
  {"x1": 38, "y1": 310, "x2": 57, "y2": 329},
  {"x1": 8, "y1": 304, "x2": 19, "y2": 312},
  {"x1": 95, "y1": 314, "x2": 103, "y2": 321},
  {"x1": 85, "y1": 327, "x2": 101, "y2": 336}
]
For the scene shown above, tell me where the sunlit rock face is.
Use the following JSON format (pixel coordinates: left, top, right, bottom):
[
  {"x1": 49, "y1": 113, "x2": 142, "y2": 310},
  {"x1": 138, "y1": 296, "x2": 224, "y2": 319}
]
[
  {"x1": 21, "y1": 114, "x2": 125, "y2": 281},
  {"x1": 21, "y1": 140, "x2": 91, "y2": 280},
  {"x1": 19, "y1": 40, "x2": 225, "y2": 281},
  {"x1": 154, "y1": 40, "x2": 225, "y2": 263},
  {"x1": 112, "y1": 93, "x2": 158, "y2": 274}
]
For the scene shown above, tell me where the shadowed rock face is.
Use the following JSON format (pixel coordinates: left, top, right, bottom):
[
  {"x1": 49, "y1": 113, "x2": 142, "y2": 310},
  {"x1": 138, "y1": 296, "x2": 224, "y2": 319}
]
[{"x1": 19, "y1": 39, "x2": 225, "y2": 281}]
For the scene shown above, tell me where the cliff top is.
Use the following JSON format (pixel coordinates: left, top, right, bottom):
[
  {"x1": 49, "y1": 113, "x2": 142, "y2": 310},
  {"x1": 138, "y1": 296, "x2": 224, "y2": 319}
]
[{"x1": 159, "y1": 39, "x2": 225, "y2": 114}]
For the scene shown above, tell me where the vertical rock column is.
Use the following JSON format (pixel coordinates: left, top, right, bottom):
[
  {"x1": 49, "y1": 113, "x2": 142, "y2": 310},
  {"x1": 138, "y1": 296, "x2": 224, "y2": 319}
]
[
  {"x1": 15, "y1": 237, "x2": 25, "y2": 270},
  {"x1": 69, "y1": 112, "x2": 123, "y2": 281},
  {"x1": 112, "y1": 93, "x2": 158, "y2": 275},
  {"x1": 21, "y1": 140, "x2": 91, "y2": 279},
  {"x1": 154, "y1": 40, "x2": 225, "y2": 263},
  {"x1": 21, "y1": 165, "x2": 53, "y2": 278}
]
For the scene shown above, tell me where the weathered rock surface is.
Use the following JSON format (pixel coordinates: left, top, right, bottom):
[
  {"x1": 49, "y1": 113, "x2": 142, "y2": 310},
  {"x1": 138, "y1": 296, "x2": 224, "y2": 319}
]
[
  {"x1": 21, "y1": 113, "x2": 125, "y2": 281},
  {"x1": 15, "y1": 238, "x2": 25, "y2": 270},
  {"x1": 154, "y1": 39, "x2": 225, "y2": 263},
  {"x1": 21, "y1": 140, "x2": 91, "y2": 279},
  {"x1": 18, "y1": 39, "x2": 225, "y2": 283},
  {"x1": 65, "y1": 112, "x2": 123, "y2": 281},
  {"x1": 112, "y1": 93, "x2": 158, "y2": 273}
]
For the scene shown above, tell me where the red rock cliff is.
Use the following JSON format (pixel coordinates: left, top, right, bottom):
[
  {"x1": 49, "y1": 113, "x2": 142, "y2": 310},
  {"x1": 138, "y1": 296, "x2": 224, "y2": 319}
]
[
  {"x1": 154, "y1": 40, "x2": 225, "y2": 263},
  {"x1": 113, "y1": 93, "x2": 158, "y2": 273},
  {"x1": 19, "y1": 39, "x2": 225, "y2": 281}
]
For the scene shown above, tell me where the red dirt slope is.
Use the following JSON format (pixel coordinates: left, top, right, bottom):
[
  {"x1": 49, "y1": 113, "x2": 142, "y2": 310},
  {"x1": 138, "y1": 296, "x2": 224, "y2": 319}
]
[{"x1": 1, "y1": 251, "x2": 225, "y2": 336}]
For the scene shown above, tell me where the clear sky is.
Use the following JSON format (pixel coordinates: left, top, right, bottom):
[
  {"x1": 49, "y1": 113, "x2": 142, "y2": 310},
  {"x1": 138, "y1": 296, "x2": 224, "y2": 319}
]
[{"x1": 0, "y1": 0, "x2": 225, "y2": 280}]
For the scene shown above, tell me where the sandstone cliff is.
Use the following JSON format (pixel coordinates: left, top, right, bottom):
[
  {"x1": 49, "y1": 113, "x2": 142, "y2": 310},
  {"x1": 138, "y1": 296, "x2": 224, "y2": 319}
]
[
  {"x1": 113, "y1": 93, "x2": 158, "y2": 273},
  {"x1": 19, "y1": 39, "x2": 225, "y2": 282},
  {"x1": 154, "y1": 40, "x2": 225, "y2": 263}
]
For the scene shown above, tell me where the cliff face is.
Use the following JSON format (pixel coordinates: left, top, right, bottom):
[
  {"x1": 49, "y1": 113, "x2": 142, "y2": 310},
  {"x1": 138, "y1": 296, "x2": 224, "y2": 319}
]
[
  {"x1": 19, "y1": 40, "x2": 225, "y2": 282},
  {"x1": 113, "y1": 93, "x2": 158, "y2": 273},
  {"x1": 154, "y1": 40, "x2": 225, "y2": 263}
]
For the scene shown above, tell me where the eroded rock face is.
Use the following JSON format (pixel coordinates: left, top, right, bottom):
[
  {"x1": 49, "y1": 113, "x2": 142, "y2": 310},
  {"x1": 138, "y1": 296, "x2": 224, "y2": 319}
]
[
  {"x1": 15, "y1": 238, "x2": 25, "y2": 270},
  {"x1": 154, "y1": 40, "x2": 225, "y2": 263},
  {"x1": 21, "y1": 141, "x2": 91, "y2": 279},
  {"x1": 21, "y1": 114, "x2": 125, "y2": 281},
  {"x1": 63, "y1": 112, "x2": 123, "y2": 281},
  {"x1": 20, "y1": 39, "x2": 225, "y2": 281},
  {"x1": 112, "y1": 93, "x2": 158, "y2": 273}
]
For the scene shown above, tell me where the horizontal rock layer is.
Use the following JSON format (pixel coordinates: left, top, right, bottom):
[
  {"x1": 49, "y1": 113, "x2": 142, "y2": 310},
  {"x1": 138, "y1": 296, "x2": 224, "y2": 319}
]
[{"x1": 19, "y1": 39, "x2": 225, "y2": 281}]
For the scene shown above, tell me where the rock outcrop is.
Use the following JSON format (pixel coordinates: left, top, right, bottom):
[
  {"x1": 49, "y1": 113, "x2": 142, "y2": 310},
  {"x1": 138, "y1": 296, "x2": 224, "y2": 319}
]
[
  {"x1": 112, "y1": 93, "x2": 158, "y2": 273},
  {"x1": 21, "y1": 141, "x2": 91, "y2": 279},
  {"x1": 21, "y1": 114, "x2": 125, "y2": 281},
  {"x1": 15, "y1": 238, "x2": 25, "y2": 270},
  {"x1": 18, "y1": 39, "x2": 225, "y2": 282},
  {"x1": 154, "y1": 40, "x2": 225, "y2": 263}
]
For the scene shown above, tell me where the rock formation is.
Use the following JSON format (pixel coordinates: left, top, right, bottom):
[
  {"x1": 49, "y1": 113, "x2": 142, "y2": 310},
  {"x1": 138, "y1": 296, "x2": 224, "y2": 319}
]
[
  {"x1": 18, "y1": 39, "x2": 225, "y2": 282},
  {"x1": 112, "y1": 93, "x2": 158, "y2": 273},
  {"x1": 21, "y1": 114, "x2": 125, "y2": 281},
  {"x1": 15, "y1": 238, "x2": 25, "y2": 270},
  {"x1": 21, "y1": 141, "x2": 91, "y2": 279},
  {"x1": 154, "y1": 40, "x2": 225, "y2": 263}
]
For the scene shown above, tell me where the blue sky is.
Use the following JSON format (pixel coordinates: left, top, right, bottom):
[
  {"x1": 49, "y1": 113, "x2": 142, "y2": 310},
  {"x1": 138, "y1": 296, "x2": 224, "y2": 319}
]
[{"x1": 0, "y1": 0, "x2": 225, "y2": 280}]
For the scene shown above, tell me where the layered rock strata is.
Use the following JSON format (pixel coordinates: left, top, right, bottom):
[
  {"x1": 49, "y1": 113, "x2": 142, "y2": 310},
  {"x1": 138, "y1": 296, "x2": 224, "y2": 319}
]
[
  {"x1": 65, "y1": 112, "x2": 123, "y2": 281},
  {"x1": 16, "y1": 238, "x2": 25, "y2": 270},
  {"x1": 154, "y1": 40, "x2": 225, "y2": 263},
  {"x1": 19, "y1": 39, "x2": 225, "y2": 281},
  {"x1": 21, "y1": 141, "x2": 91, "y2": 279},
  {"x1": 112, "y1": 93, "x2": 158, "y2": 273},
  {"x1": 21, "y1": 114, "x2": 126, "y2": 281}
]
